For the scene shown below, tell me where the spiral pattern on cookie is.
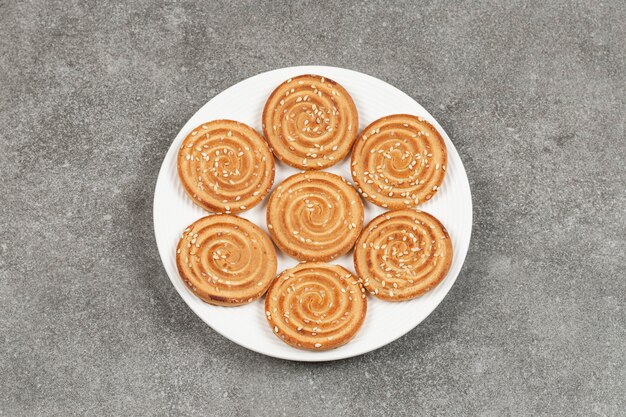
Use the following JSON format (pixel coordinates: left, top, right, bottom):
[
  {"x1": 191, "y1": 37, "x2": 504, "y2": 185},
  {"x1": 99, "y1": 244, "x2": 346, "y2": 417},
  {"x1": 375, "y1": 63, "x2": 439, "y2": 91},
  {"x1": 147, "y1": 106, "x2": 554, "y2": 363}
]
[
  {"x1": 178, "y1": 120, "x2": 275, "y2": 213},
  {"x1": 262, "y1": 74, "x2": 358, "y2": 170},
  {"x1": 353, "y1": 209, "x2": 452, "y2": 301},
  {"x1": 265, "y1": 263, "x2": 367, "y2": 350},
  {"x1": 176, "y1": 215, "x2": 277, "y2": 306},
  {"x1": 351, "y1": 114, "x2": 447, "y2": 209},
  {"x1": 266, "y1": 171, "x2": 364, "y2": 262}
]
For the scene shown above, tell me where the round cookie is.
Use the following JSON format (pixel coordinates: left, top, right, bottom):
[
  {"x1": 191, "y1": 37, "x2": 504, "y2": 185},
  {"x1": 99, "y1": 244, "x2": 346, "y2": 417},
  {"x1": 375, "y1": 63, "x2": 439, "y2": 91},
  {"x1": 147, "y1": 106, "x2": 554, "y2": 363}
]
[
  {"x1": 265, "y1": 263, "x2": 367, "y2": 350},
  {"x1": 351, "y1": 114, "x2": 447, "y2": 209},
  {"x1": 176, "y1": 214, "x2": 277, "y2": 306},
  {"x1": 353, "y1": 209, "x2": 452, "y2": 301},
  {"x1": 266, "y1": 171, "x2": 364, "y2": 262},
  {"x1": 262, "y1": 74, "x2": 358, "y2": 170},
  {"x1": 177, "y1": 120, "x2": 275, "y2": 213}
]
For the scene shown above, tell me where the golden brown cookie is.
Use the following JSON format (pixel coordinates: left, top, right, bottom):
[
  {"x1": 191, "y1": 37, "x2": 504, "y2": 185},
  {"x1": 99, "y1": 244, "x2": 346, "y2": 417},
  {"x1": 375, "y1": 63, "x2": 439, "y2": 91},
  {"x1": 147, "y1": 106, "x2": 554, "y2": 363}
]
[
  {"x1": 353, "y1": 209, "x2": 452, "y2": 301},
  {"x1": 265, "y1": 262, "x2": 367, "y2": 350},
  {"x1": 176, "y1": 214, "x2": 277, "y2": 306},
  {"x1": 351, "y1": 114, "x2": 447, "y2": 209},
  {"x1": 262, "y1": 74, "x2": 358, "y2": 170},
  {"x1": 177, "y1": 120, "x2": 275, "y2": 213},
  {"x1": 266, "y1": 171, "x2": 364, "y2": 262}
]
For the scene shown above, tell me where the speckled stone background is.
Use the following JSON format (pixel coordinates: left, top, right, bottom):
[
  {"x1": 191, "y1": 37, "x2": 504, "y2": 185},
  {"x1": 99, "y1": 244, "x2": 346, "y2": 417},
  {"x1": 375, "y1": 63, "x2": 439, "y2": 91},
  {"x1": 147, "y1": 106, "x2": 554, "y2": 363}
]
[{"x1": 1, "y1": 0, "x2": 624, "y2": 416}]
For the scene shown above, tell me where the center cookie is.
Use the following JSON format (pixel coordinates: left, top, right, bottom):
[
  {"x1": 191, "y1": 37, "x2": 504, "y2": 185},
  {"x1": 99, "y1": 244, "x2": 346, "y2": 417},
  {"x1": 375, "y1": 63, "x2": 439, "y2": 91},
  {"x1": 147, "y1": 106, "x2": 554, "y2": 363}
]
[
  {"x1": 262, "y1": 74, "x2": 359, "y2": 170},
  {"x1": 266, "y1": 171, "x2": 364, "y2": 262}
]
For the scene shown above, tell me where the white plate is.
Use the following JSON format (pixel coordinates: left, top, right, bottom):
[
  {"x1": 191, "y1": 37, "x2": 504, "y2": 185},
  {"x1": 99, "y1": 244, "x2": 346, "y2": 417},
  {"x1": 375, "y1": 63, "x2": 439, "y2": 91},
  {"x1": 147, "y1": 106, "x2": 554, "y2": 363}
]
[{"x1": 153, "y1": 66, "x2": 472, "y2": 361}]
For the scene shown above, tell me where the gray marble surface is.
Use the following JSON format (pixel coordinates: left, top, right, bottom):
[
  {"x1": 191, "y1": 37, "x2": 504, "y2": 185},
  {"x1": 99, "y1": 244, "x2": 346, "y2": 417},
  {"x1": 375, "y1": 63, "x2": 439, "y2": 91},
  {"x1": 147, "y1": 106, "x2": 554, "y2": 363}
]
[{"x1": 1, "y1": 1, "x2": 624, "y2": 416}]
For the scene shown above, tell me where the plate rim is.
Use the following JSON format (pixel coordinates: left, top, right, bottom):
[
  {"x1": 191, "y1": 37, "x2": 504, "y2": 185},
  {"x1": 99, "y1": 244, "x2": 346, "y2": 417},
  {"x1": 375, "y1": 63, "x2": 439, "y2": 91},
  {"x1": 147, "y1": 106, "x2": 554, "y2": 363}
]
[{"x1": 153, "y1": 65, "x2": 473, "y2": 362}]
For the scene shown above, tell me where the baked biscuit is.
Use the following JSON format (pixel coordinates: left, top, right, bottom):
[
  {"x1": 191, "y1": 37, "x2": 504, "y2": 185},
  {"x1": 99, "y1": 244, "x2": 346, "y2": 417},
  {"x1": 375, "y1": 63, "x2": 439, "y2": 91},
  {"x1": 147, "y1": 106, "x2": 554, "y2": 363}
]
[
  {"x1": 262, "y1": 74, "x2": 358, "y2": 169},
  {"x1": 266, "y1": 171, "x2": 364, "y2": 262},
  {"x1": 351, "y1": 114, "x2": 447, "y2": 209},
  {"x1": 177, "y1": 120, "x2": 274, "y2": 213},
  {"x1": 176, "y1": 214, "x2": 277, "y2": 306},
  {"x1": 353, "y1": 209, "x2": 452, "y2": 301},
  {"x1": 265, "y1": 263, "x2": 367, "y2": 350}
]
